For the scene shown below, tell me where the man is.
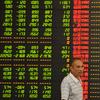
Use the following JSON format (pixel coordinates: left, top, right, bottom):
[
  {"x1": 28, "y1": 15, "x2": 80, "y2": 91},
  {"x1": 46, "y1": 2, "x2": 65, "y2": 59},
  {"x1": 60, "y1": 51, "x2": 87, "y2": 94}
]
[{"x1": 61, "y1": 59, "x2": 84, "y2": 100}]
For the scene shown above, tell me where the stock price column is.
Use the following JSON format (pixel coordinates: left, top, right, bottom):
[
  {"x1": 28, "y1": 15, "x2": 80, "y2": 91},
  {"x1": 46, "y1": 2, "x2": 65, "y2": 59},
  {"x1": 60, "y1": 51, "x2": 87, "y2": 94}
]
[
  {"x1": 39, "y1": 0, "x2": 53, "y2": 99},
  {"x1": 73, "y1": 0, "x2": 89, "y2": 99},
  {"x1": 53, "y1": 0, "x2": 72, "y2": 99},
  {"x1": 0, "y1": 0, "x2": 13, "y2": 99},
  {"x1": 89, "y1": 0, "x2": 100, "y2": 99}
]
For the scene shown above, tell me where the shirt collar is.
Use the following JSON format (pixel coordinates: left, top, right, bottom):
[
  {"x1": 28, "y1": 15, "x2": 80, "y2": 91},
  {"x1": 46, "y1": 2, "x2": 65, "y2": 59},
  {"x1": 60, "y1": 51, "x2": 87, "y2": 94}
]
[{"x1": 69, "y1": 72, "x2": 81, "y2": 83}]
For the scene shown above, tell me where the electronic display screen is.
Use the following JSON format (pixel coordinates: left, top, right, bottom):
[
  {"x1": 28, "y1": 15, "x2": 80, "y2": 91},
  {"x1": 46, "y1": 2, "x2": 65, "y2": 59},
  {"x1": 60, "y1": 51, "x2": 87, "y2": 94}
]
[{"x1": 0, "y1": 0, "x2": 100, "y2": 100}]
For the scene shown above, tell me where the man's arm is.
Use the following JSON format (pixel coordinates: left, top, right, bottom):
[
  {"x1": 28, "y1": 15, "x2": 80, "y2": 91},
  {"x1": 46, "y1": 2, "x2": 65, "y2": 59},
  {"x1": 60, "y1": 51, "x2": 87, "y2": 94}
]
[{"x1": 61, "y1": 78, "x2": 70, "y2": 100}]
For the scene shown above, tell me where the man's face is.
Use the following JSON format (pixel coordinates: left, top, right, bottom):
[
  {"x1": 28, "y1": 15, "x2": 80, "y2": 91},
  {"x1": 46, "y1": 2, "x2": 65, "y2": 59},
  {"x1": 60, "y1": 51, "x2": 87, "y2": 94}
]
[{"x1": 70, "y1": 60, "x2": 84, "y2": 78}]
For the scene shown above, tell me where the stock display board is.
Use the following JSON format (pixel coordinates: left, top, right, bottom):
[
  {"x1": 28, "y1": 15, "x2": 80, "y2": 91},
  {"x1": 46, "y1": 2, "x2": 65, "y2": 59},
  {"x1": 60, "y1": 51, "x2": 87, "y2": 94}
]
[{"x1": 0, "y1": 0, "x2": 100, "y2": 100}]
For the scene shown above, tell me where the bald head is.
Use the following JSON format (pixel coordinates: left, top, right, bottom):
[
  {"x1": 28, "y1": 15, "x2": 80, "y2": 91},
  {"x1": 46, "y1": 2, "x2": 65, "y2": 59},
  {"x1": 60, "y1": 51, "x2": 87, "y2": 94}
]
[{"x1": 71, "y1": 59, "x2": 83, "y2": 68}]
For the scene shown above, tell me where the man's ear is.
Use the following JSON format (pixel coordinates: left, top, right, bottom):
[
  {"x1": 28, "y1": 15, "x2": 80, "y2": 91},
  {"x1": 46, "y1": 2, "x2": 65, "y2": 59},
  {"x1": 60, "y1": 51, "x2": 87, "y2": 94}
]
[{"x1": 70, "y1": 66, "x2": 72, "y2": 70}]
